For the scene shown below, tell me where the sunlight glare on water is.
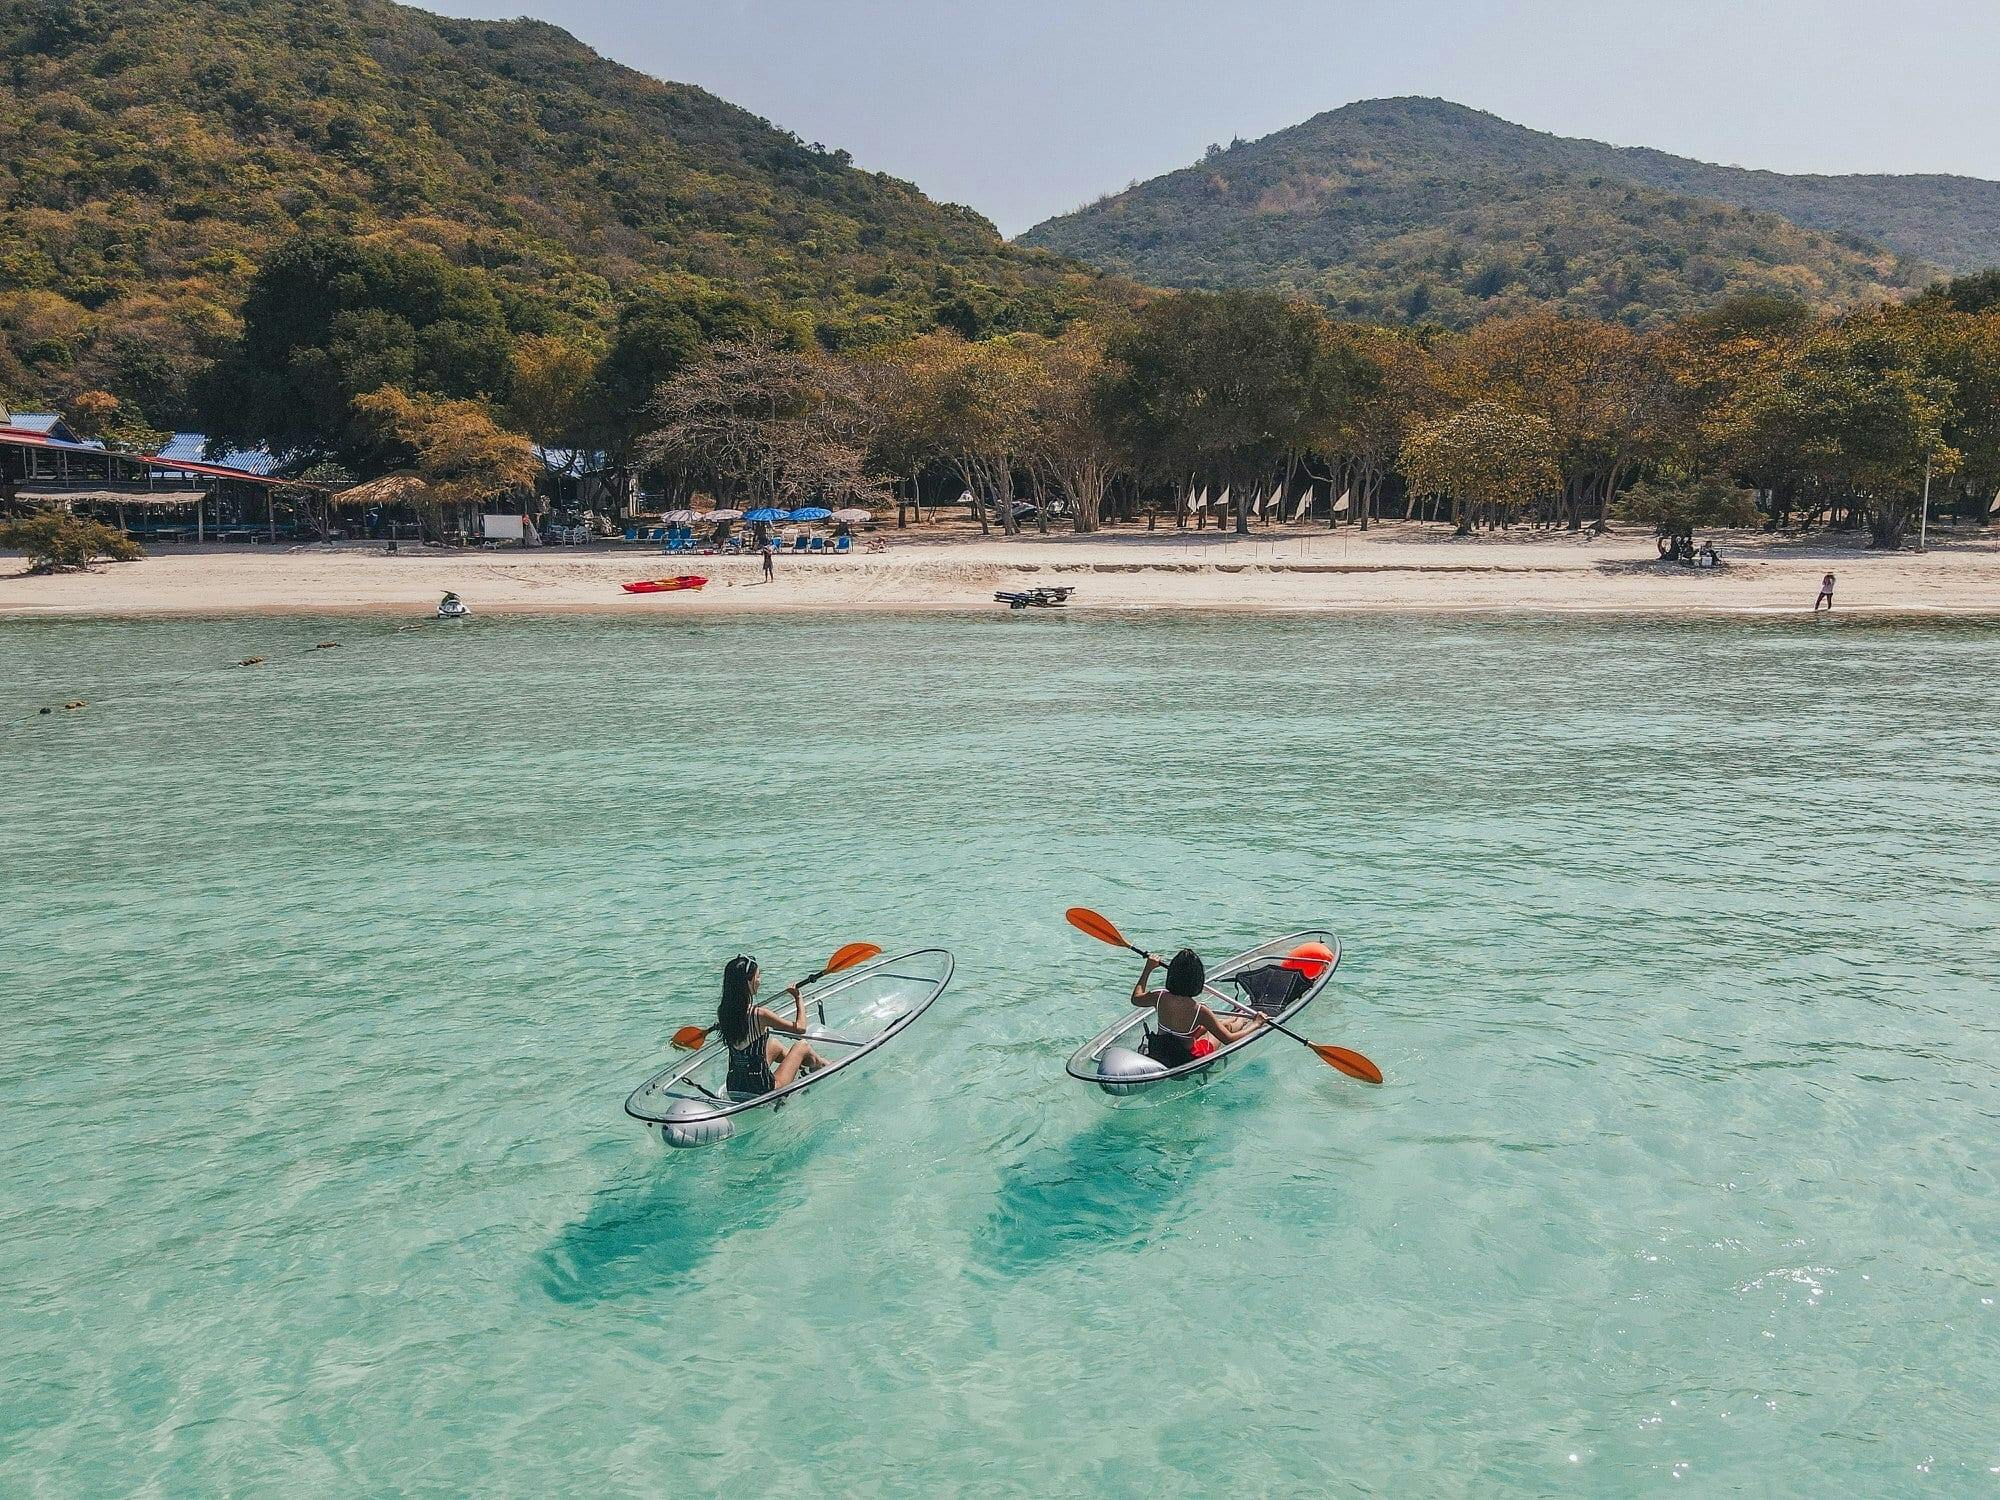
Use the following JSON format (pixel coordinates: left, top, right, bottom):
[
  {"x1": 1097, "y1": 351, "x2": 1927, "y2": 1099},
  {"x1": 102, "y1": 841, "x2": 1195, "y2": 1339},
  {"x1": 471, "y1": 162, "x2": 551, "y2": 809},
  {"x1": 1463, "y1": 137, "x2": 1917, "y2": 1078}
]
[{"x1": 3, "y1": 613, "x2": 1998, "y2": 1494}]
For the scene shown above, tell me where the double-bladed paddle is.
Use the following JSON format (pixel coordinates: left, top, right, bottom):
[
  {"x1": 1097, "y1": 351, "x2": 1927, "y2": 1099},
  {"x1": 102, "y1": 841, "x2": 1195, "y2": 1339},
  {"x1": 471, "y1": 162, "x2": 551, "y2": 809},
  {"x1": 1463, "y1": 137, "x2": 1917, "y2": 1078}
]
[
  {"x1": 671, "y1": 942, "x2": 882, "y2": 1050},
  {"x1": 1064, "y1": 907, "x2": 1383, "y2": 1085}
]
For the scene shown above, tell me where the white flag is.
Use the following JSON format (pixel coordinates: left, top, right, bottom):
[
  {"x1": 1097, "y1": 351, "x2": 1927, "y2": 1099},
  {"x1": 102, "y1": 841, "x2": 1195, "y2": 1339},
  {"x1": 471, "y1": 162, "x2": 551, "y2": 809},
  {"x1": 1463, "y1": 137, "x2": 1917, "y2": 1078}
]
[
  {"x1": 1292, "y1": 486, "x2": 1314, "y2": 521},
  {"x1": 1333, "y1": 488, "x2": 1351, "y2": 515}
]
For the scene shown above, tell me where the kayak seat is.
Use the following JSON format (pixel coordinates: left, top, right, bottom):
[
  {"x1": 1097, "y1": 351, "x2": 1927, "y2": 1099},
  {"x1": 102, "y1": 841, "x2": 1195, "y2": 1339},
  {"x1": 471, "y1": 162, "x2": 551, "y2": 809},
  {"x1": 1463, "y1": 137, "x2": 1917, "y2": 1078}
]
[{"x1": 1229, "y1": 963, "x2": 1308, "y2": 1015}]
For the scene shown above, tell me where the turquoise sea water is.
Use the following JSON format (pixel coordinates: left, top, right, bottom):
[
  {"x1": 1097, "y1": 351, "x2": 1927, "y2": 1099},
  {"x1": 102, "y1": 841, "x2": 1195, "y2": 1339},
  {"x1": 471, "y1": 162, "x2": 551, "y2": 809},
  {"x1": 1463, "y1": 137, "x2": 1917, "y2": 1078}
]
[{"x1": 4, "y1": 613, "x2": 1998, "y2": 1496}]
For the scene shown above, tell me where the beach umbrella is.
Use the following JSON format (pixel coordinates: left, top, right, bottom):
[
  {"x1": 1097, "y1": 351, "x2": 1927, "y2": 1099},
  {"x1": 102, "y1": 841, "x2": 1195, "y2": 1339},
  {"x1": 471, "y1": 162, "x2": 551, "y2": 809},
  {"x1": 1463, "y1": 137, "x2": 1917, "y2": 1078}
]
[
  {"x1": 703, "y1": 509, "x2": 744, "y2": 523},
  {"x1": 832, "y1": 507, "x2": 873, "y2": 522},
  {"x1": 789, "y1": 505, "x2": 835, "y2": 521},
  {"x1": 661, "y1": 509, "x2": 696, "y2": 524},
  {"x1": 743, "y1": 507, "x2": 789, "y2": 523}
]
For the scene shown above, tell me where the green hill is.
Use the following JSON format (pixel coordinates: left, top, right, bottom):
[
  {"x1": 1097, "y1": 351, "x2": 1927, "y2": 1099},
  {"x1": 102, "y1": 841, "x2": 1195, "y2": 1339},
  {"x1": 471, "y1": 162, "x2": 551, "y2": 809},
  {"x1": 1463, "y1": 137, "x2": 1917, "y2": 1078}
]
[
  {"x1": 1019, "y1": 98, "x2": 1979, "y2": 329},
  {"x1": 0, "y1": 0, "x2": 1114, "y2": 421}
]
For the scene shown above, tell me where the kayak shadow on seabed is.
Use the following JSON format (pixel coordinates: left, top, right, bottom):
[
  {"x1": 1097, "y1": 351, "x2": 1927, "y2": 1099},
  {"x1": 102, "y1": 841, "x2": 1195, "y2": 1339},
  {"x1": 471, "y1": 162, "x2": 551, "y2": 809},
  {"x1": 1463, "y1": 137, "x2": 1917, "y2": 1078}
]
[
  {"x1": 535, "y1": 1132, "x2": 821, "y2": 1305},
  {"x1": 969, "y1": 1106, "x2": 1237, "y2": 1281}
]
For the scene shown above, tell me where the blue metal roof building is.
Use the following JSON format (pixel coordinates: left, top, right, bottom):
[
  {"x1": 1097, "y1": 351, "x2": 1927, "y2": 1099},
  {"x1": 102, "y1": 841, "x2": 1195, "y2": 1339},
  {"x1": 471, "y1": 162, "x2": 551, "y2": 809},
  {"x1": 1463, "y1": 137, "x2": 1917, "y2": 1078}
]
[{"x1": 154, "y1": 432, "x2": 280, "y2": 476}]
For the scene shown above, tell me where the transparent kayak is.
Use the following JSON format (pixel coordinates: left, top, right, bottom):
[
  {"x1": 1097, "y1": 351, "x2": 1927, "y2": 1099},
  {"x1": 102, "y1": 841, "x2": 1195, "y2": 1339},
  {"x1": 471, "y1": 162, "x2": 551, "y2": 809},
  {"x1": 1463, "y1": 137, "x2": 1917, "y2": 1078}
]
[
  {"x1": 1064, "y1": 931, "x2": 1340, "y2": 1103},
  {"x1": 625, "y1": 948, "x2": 954, "y2": 1147}
]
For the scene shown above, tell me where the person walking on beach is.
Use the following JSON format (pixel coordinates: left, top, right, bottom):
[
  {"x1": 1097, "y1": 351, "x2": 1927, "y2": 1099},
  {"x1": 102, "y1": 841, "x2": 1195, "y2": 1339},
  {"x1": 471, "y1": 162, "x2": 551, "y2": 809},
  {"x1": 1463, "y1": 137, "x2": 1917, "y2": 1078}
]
[
  {"x1": 761, "y1": 543, "x2": 775, "y2": 583},
  {"x1": 1815, "y1": 571, "x2": 1836, "y2": 613}
]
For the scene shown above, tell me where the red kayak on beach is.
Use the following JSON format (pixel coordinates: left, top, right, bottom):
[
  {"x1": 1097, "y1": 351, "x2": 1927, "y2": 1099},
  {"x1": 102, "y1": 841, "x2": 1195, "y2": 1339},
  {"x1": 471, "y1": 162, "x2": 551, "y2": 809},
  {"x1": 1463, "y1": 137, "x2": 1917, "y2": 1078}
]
[{"x1": 622, "y1": 575, "x2": 708, "y2": 594}]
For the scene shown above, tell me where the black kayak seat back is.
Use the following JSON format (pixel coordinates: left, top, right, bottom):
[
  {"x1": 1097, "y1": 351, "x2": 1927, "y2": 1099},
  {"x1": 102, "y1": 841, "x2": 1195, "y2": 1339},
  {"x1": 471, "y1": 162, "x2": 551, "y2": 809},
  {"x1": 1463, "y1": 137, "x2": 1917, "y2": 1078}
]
[{"x1": 1228, "y1": 963, "x2": 1309, "y2": 1015}]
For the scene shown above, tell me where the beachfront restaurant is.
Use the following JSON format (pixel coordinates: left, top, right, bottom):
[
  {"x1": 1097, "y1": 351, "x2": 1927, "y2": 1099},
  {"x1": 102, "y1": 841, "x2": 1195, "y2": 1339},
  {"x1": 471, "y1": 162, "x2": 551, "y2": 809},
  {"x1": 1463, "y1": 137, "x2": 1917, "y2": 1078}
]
[{"x1": 1, "y1": 410, "x2": 285, "y2": 540}]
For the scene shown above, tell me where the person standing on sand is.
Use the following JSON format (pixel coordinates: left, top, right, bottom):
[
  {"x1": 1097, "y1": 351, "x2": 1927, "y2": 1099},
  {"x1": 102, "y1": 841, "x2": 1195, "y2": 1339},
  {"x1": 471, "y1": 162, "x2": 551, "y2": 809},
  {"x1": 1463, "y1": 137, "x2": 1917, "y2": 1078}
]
[
  {"x1": 1815, "y1": 571, "x2": 1836, "y2": 612},
  {"x1": 761, "y1": 543, "x2": 775, "y2": 583}
]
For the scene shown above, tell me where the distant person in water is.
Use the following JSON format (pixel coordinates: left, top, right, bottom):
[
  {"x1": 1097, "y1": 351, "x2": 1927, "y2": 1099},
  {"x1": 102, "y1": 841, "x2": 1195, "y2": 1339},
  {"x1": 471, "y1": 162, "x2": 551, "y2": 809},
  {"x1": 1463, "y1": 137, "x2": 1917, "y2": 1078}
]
[
  {"x1": 1130, "y1": 948, "x2": 1262, "y2": 1067},
  {"x1": 761, "y1": 543, "x2": 775, "y2": 582},
  {"x1": 1815, "y1": 571, "x2": 1836, "y2": 612},
  {"x1": 716, "y1": 955, "x2": 825, "y2": 1096}
]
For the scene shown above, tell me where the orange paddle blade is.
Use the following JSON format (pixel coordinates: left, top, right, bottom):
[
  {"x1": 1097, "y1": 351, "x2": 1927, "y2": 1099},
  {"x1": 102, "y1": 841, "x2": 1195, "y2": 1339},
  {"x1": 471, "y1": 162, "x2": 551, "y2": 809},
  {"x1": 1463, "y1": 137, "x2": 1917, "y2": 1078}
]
[
  {"x1": 671, "y1": 1024, "x2": 710, "y2": 1051},
  {"x1": 1065, "y1": 907, "x2": 1132, "y2": 950},
  {"x1": 1313, "y1": 1043, "x2": 1383, "y2": 1085},
  {"x1": 821, "y1": 941, "x2": 882, "y2": 976}
]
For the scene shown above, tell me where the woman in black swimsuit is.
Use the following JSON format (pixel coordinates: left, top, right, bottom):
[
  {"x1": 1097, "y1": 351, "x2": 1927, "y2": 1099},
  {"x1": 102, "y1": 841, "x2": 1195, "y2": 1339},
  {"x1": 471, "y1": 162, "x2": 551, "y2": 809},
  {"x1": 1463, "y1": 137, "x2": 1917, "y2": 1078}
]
[
  {"x1": 716, "y1": 955, "x2": 826, "y2": 1096},
  {"x1": 1130, "y1": 948, "x2": 1260, "y2": 1067}
]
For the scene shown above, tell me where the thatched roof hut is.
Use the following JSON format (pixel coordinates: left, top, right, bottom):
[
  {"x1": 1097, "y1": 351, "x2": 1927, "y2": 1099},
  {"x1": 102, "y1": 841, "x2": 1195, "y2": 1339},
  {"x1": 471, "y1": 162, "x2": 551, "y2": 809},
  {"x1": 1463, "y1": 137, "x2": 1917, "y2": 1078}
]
[{"x1": 332, "y1": 472, "x2": 433, "y2": 509}]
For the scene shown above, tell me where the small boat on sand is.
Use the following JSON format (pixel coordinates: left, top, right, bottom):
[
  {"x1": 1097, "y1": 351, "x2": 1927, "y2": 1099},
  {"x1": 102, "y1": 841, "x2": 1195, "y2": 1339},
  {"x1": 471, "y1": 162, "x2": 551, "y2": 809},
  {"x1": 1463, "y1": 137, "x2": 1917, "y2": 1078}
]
[
  {"x1": 623, "y1": 575, "x2": 708, "y2": 594},
  {"x1": 436, "y1": 595, "x2": 470, "y2": 620},
  {"x1": 995, "y1": 586, "x2": 1073, "y2": 610}
]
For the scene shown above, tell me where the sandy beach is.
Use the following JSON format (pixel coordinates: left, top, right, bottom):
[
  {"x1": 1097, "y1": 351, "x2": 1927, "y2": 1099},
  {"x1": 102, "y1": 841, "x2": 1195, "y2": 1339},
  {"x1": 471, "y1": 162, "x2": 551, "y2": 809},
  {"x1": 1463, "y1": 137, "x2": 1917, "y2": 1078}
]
[{"x1": 6, "y1": 522, "x2": 2000, "y2": 619}]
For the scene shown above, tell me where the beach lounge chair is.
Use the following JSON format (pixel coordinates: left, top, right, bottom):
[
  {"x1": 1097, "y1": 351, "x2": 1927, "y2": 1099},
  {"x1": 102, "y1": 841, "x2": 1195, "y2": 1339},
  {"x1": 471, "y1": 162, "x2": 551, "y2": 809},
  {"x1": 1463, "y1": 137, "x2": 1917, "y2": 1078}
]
[
  {"x1": 808, "y1": 535, "x2": 826, "y2": 554},
  {"x1": 791, "y1": 534, "x2": 810, "y2": 553},
  {"x1": 834, "y1": 535, "x2": 852, "y2": 554}
]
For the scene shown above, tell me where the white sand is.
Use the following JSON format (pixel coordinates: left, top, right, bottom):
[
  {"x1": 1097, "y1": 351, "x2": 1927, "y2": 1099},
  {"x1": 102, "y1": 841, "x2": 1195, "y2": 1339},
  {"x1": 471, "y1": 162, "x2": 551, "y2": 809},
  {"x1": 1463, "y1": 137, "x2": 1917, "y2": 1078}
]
[{"x1": 6, "y1": 523, "x2": 1999, "y2": 618}]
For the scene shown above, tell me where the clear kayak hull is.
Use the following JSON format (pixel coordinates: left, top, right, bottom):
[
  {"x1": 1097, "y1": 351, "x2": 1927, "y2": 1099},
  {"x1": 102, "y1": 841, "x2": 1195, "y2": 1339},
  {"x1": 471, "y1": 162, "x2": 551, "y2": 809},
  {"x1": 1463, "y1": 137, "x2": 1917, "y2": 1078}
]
[
  {"x1": 625, "y1": 948, "x2": 953, "y2": 1147},
  {"x1": 1064, "y1": 931, "x2": 1340, "y2": 1105}
]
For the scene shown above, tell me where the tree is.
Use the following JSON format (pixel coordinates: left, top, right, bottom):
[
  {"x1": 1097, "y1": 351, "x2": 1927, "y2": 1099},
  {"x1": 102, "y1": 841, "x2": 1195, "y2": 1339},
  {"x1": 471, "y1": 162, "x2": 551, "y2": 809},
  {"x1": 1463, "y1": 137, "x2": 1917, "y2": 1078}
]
[
  {"x1": 1019, "y1": 325, "x2": 1120, "y2": 533},
  {"x1": 62, "y1": 390, "x2": 168, "y2": 455},
  {"x1": 1616, "y1": 476, "x2": 1760, "y2": 558},
  {"x1": 1656, "y1": 293, "x2": 1817, "y2": 518},
  {"x1": 1098, "y1": 290, "x2": 1341, "y2": 534},
  {"x1": 1872, "y1": 300, "x2": 2000, "y2": 514},
  {"x1": 638, "y1": 339, "x2": 881, "y2": 510},
  {"x1": 1399, "y1": 400, "x2": 1561, "y2": 534},
  {"x1": 1, "y1": 513, "x2": 142, "y2": 573},
  {"x1": 200, "y1": 234, "x2": 516, "y2": 463},
  {"x1": 863, "y1": 330, "x2": 1036, "y2": 534},
  {"x1": 350, "y1": 387, "x2": 536, "y2": 539},
  {"x1": 1301, "y1": 324, "x2": 1412, "y2": 528},
  {"x1": 1923, "y1": 270, "x2": 2000, "y2": 316},
  {"x1": 588, "y1": 277, "x2": 799, "y2": 465},
  {"x1": 504, "y1": 334, "x2": 600, "y2": 475},
  {"x1": 1714, "y1": 324, "x2": 1954, "y2": 547},
  {"x1": 1455, "y1": 313, "x2": 1669, "y2": 529}
]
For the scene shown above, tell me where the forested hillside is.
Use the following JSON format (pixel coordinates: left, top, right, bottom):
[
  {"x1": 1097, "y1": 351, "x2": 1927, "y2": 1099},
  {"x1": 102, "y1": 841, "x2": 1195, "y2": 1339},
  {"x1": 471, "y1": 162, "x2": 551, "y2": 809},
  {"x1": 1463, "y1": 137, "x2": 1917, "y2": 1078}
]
[
  {"x1": 0, "y1": 0, "x2": 1116, "y2": 422},
  {"x1": 1020, "y1": 98, "x2": 1976, "y2": 330}
]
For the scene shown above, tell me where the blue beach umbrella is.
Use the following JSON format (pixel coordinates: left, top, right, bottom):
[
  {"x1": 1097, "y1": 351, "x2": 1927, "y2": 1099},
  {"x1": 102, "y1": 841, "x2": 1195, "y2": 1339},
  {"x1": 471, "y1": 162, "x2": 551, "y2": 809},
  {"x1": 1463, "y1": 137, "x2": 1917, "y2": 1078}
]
[
  {"x1": 789, "y1": 506, "x2": 834, "y2": 521},
  {"x1": 743, "y1": 507, "x2": 790, "y2": 523}
]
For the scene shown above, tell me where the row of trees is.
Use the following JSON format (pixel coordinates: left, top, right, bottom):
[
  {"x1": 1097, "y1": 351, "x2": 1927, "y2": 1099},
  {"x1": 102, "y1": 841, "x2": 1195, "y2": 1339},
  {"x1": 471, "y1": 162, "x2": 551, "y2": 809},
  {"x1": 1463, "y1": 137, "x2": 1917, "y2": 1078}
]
[
  {"x1": 619, "y1": 280, "x2": 2000, "y2": 549},
  {"x1": 68, "y1": 232, "x2": 2000, "y2": 550}
]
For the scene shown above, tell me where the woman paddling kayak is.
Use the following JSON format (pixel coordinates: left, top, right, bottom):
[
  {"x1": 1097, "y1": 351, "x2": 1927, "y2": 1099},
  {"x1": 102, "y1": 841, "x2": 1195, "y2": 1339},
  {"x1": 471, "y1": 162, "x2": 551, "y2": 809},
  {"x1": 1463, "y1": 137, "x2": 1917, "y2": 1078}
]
[
  {"x1": 1131, "y1": 948, "x2": 1264, "y2": 1067},
  {"x1": 717, "y1": 955, "x2": 828, "y2": 1096}
]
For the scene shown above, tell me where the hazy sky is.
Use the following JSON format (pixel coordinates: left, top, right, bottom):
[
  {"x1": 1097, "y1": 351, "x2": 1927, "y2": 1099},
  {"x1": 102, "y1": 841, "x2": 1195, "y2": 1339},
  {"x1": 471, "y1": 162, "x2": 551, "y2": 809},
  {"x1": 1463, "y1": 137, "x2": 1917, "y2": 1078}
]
[{"x1": 425, "y1": 0, "x2": 2000, "y2": 236}]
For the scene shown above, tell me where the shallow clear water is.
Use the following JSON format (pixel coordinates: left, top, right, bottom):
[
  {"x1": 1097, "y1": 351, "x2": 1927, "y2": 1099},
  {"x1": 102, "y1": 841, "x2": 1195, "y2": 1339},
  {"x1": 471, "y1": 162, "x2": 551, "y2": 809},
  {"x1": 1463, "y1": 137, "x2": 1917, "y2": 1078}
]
[{"x1": 4, "y1": 612, "x2": 1998, "y2": 1495}]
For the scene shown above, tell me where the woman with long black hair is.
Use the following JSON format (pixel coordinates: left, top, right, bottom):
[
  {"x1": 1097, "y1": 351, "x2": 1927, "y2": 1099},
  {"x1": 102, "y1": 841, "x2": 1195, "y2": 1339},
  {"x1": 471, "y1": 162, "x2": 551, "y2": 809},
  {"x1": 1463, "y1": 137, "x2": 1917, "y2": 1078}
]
[
  {"x1": 716, "y1": 955, "x2": 827, "y2": 1096},
  {"x1": 1129, "y1": 948, "x2": 1262, "y2": 1067}
]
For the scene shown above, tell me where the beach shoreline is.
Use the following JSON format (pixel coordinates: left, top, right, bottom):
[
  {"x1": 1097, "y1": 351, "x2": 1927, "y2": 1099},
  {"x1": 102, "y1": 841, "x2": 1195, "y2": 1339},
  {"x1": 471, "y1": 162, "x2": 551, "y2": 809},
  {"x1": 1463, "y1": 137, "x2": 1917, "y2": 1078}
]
[{"x1": 6, "y1": 522, "x2": 2000, "y2": 620}]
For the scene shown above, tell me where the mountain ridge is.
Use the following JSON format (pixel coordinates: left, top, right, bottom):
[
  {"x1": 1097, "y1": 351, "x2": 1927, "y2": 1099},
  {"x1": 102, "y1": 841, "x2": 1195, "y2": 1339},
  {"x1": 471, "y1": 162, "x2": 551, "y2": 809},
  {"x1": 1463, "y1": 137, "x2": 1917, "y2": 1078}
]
[
  {"x1": 1021, "y1": 98, "x2": 1997, "y2": 328},
  {"x1": 1322, "y1": 98, "x2": 2000, "y2": 270},
  {"x1": 0, "y1": 0, "x2": 1116, "y2": 420}
]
